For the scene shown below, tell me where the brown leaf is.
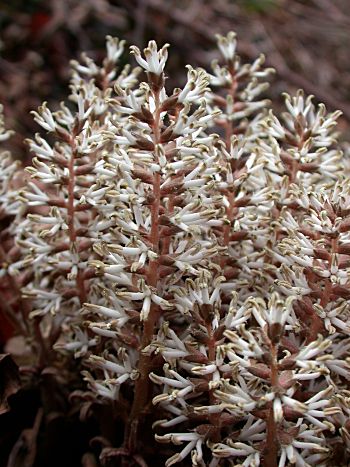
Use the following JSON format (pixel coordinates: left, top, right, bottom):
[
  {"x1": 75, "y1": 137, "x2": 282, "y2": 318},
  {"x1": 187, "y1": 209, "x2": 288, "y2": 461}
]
[
  {"x1": 80, "y1": 401, "x2": 94, "y2": 422},
  {"x1": 0, "y1": 353, "x2": 20, "y2": 415},
  {"x1": 6, "y1": 408, "x2": 43, "y2": 467},
  {"x1": 4, "y1": 336, "x2": 33, "y2": 367}
]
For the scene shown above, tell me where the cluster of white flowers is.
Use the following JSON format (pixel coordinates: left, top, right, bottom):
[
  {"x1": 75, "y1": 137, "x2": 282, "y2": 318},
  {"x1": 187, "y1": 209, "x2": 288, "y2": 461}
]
[
  {"x1": 0, "y1": 106, "x2": 23, "y2": 288},
  {"x1": 0, "y1": 106, "x2": 22, "y2": 220},
  {"x1": 1, "y1": 32, "x2": 350, "y2": 466}
]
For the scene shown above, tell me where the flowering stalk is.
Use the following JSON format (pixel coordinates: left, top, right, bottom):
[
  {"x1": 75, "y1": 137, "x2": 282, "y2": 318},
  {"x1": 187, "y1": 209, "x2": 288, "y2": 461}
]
[{"x1": 128, "y1": 51, "x2": 164, "y2": 438}]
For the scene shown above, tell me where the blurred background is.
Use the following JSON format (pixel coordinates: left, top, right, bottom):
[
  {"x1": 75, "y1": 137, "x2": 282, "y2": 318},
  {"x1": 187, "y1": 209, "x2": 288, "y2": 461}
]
[{"x1": 1, "y1": 0, "x2": 350, "y2": 159}]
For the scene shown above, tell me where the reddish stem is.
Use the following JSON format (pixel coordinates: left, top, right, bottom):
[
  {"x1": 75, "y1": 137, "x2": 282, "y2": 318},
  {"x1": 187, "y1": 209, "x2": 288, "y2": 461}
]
[
  {"x1": 206, "y1": 322, "x2": 221, "y2": 442},
  {"x1": 221, "y1": 73, "x2": 238, "y2": 257},
  {"x1": 127, "y1": 88, "x2": 162, "y2": 449},
  {"x1": 264, "y1": 344, "x2": 278, "y2": 467},
  {"x1": 67, "y1": 137, "x2": 86, "y2": 305}
]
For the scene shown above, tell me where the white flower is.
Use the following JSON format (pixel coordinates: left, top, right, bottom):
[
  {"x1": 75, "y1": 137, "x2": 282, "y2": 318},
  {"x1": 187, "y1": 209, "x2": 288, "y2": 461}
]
[
  {"x1": 178, "y1": 66, "x2": 209, "y2": 104},
  {"x1": 54, "y1": 327, "x2": 98, "y2": 357},
  {"x1": 31, "y1": 102, "x2": 57, "y2": 132},
  {"x1": 105, "y1": 36, "x2": 125, "y2": 64},
  {"x1": 130, "y1": 41, "x2": 169, "y2": 75},
  {"x1": 215, "y1": 32, "x2": 237, "y2": 62},
  {"x1": 0, "y1": 104, "x2": 14, "y2": 141},
  {"x1": 155, "y1": 432, "x2": 205, "y2": 467}
]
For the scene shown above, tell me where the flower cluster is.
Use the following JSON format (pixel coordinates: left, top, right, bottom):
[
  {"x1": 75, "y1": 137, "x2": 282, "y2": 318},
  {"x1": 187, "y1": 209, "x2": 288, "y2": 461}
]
[
  {"x1": 0, "y1": 105, "x2": 22, "y2": 223},
  {"x1": 1, "y1": 32, "x2": 350, "y2": 467}
]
